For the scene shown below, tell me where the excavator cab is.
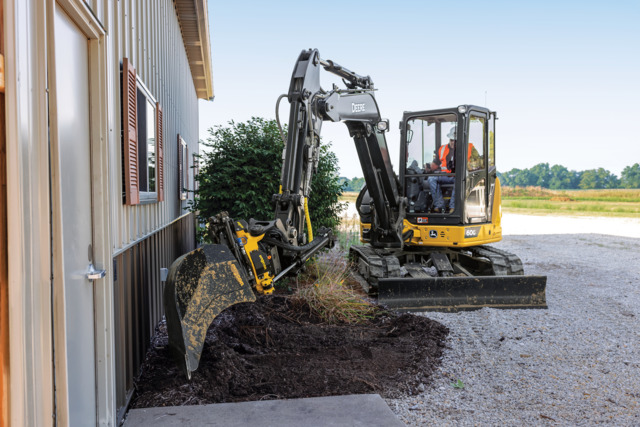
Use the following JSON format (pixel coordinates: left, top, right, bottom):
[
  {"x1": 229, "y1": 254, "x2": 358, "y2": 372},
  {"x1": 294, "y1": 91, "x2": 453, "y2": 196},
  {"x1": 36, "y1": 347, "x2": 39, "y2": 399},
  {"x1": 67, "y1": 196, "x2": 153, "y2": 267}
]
[
  {"x1": 353, "y1": 105, "x2": 546, "y2": 311},
  {"x1": 401, "y1": 106, "x2": 499, "y2": 235}
]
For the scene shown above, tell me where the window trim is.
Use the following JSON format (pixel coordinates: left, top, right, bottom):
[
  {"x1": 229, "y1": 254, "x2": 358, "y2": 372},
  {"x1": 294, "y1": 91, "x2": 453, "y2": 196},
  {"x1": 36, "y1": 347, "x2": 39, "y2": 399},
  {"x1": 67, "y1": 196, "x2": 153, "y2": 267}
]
[
  {"x1": 178, "y1": 135, "x2": 188, "y2": 201},
  {"x1": 464, "y1": 110, "x2": 490, "y2": 224}
]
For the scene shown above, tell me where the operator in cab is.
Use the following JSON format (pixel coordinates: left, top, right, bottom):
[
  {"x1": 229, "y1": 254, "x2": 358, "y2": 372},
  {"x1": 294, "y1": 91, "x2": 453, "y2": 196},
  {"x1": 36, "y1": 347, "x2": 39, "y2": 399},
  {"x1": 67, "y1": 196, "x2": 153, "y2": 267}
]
[
  {"x1": 427, "y1": 125, "x2": 480, "y2": 213},
  {"x1": 427, "y1": 126, "x2": 458, "y2": 213}
]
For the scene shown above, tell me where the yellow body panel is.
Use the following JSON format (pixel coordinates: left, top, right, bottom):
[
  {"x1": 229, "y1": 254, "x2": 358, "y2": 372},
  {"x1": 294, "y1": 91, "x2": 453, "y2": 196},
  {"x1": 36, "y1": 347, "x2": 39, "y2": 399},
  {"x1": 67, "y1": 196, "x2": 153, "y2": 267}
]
[
  {"x1": 403, "y1": 178, "x2": 503, "y2": 247},
  {"x1": 493, "y1": 177, "x2": 502, "y2": 229},
  {"x1": 359, "y1": 223, "x2": 371, "y2": 242},
  {"x1": 304, "y1": 197, "x2": 313, "y2": 242},
  {"x1": 401, "y1": 220, "x2": 502, "y2": 247},
  {"x1": 358, "y1": 178, "x2": 504, "y2": 248},
  {"x1": 360, "y1": 220, "x2": 502, "y2": 247},
  {"x1": 235, "y1": 226, "x2": 274, "y2": 294}
]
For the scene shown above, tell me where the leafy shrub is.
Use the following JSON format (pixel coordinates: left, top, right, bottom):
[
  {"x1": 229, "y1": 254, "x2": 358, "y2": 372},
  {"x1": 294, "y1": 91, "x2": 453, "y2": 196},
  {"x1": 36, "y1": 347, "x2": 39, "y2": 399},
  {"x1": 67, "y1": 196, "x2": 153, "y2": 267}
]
[
  {"x1": 190, "y1": 118, "x2": 345, "y2": 240},
  {"x1": 306, "y1": 144, "x2": 347, "y2": 231}
]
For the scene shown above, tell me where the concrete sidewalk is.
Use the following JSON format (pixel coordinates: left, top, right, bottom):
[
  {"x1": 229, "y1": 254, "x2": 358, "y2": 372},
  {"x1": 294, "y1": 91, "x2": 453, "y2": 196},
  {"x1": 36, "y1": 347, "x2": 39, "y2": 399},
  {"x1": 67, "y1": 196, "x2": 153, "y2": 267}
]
[{"x1": 123, "y1": 394, "x2": 404, "y2": 426}]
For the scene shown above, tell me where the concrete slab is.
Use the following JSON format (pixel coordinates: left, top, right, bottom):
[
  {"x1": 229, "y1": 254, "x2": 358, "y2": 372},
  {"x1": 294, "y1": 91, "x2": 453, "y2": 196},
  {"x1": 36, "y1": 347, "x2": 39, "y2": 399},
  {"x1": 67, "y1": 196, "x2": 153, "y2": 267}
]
[{"x1": 123, "y1": 394, "x2": 404, "y2": 427}]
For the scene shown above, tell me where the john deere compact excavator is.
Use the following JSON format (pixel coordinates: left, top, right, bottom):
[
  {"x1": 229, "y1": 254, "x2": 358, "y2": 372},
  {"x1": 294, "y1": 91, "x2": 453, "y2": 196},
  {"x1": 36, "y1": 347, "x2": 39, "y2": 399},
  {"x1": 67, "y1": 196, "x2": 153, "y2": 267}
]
[{"x1": 164, "y1": 49, "x2": 547, "y2": 378}]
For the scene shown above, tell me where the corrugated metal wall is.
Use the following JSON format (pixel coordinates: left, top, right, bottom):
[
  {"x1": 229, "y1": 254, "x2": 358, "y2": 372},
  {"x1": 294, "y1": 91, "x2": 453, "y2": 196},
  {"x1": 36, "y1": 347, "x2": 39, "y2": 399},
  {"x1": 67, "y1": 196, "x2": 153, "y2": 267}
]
[
  {"x1": 95, "y1": 0, "x2": 200, "y2": 251},
  {"x1": 113, "y1": 212, "x2": 195, "y2": 419}
]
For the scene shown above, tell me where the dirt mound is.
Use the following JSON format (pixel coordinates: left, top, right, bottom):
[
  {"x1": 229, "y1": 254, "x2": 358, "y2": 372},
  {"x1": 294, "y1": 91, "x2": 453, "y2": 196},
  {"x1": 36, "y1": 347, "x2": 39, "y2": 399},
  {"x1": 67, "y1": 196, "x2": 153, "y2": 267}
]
[{"x1": 130, "y1": 295, "x2": 448, "y2": 408}]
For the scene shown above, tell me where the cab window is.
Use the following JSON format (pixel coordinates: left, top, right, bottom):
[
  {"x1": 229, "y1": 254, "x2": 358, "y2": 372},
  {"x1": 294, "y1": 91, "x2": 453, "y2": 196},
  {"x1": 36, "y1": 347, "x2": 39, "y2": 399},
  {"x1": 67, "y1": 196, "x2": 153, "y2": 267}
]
[
  {"x1": 467, "y1": 116, "x2": 485, "y2": 171},
  {"x1": 405, "y1": 114, "x2": 457, "y2": 172}
]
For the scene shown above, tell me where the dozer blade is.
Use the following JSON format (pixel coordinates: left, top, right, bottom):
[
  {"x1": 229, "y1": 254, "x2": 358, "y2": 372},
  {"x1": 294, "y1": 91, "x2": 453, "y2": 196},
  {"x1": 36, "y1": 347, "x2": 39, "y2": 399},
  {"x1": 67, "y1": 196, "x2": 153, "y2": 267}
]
[
  {"x1": 163, "y1": 244, "x2": 256, "y2": 378},
  {"x1": 378, "y1": 275, "x2": 547, "y2": 312}
]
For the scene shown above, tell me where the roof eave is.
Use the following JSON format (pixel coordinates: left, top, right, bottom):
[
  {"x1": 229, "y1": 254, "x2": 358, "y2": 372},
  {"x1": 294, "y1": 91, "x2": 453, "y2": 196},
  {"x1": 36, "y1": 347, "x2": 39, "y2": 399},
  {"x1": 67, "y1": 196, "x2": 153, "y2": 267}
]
[{"x1": 174, "y1": 0, "x2": 214, "y2": 100}]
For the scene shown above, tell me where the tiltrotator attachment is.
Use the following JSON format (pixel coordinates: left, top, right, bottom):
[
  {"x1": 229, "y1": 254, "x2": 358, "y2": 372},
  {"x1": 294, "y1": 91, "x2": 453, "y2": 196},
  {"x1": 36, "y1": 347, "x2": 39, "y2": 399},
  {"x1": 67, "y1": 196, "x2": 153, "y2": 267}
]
[{"x1": 163, "y1": 244, "x2": 256, "y2": 378}]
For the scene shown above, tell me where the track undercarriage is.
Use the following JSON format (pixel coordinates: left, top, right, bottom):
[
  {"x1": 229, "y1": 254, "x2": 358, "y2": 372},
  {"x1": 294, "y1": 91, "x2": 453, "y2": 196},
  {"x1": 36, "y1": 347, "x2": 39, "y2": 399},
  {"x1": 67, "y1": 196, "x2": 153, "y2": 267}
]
[{"x1": 350, "y1": 245, "x2": 547, "y2": 312}]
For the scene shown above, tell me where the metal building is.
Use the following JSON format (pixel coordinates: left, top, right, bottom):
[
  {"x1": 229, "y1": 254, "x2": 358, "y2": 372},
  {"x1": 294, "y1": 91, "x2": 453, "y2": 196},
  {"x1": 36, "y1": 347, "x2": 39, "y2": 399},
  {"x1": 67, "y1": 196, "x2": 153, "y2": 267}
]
[{"x1": 0, "y1": 0, "x2": 213, "y2": 425}]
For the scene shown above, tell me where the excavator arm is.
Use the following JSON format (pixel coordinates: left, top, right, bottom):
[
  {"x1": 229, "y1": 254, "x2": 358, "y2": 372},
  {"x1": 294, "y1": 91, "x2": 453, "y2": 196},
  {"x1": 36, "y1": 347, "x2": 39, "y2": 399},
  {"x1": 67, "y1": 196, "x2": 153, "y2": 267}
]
[{"x1": 276, "y1": 49, "x2": 405, "y2": 250}]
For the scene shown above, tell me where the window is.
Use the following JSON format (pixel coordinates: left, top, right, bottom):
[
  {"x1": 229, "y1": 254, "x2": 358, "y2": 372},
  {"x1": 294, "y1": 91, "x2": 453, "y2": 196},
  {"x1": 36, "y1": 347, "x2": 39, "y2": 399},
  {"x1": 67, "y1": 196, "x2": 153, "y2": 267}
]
[
  {"x1": 403, "y1": 114, "x2": 457, "y2": 214},
  {"x1": 136, "y1": 81, "x2": 157, "y2": 200},
  {"x1": 405, "y1": 114, "x2": 457, "y2": 171},
  {"x1": 122, "y1": 58, "x2": 164, "y2": 205},
  {"x1": 467, "y1": 116, "x2": 485, "y2": 172},
  {"x1": 465, "y1": 114, "x2": 489, "y2": 224},
  {"x1": 178, "y1": 135, "x2": 188, "y2": 200}
]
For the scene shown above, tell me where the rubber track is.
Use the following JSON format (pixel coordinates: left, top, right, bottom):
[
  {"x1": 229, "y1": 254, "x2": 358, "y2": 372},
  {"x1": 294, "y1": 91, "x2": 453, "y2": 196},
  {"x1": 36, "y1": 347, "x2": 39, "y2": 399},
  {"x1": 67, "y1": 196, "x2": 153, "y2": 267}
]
[
  {"x1": 471, "y1": 245, "x2": 524, "y2": 276},
  {"x1": 352, "y1": 244, "x2": 525, "y2": 278}
]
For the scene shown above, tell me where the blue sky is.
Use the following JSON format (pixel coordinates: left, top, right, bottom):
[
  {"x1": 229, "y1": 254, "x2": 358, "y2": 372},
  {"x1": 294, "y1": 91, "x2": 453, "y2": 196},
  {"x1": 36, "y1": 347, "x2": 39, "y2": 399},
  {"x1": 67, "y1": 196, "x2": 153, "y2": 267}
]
[{"x1": 200, "y1": 0, "x2": 640, "y2": 178}]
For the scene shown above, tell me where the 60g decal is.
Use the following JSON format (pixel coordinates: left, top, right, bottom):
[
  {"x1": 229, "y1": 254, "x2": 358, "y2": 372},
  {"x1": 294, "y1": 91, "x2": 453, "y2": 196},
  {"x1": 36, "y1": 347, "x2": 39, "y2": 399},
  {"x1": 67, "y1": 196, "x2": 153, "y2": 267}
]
[{"x1": 464, "y1": 227, "x2": 481, "y2": 238}]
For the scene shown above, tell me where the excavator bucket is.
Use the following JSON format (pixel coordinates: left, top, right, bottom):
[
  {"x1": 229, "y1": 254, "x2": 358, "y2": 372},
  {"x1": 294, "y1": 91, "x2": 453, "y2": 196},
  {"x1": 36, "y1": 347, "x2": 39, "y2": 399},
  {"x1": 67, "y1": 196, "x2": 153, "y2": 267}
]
[
  {"x1": 377, "y1": 275, "x2": 547, "y2": 312},
  {"x1": 163, "y1": 244, "x2": 256, "y2": 378}
]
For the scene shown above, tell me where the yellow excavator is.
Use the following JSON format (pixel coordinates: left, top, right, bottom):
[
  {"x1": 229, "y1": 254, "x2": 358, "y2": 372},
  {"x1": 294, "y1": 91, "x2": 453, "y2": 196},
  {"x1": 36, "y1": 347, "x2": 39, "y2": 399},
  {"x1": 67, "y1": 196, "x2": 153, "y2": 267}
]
[{"x1": 164, "y1": 49, "x2": 547, "y2": 378}]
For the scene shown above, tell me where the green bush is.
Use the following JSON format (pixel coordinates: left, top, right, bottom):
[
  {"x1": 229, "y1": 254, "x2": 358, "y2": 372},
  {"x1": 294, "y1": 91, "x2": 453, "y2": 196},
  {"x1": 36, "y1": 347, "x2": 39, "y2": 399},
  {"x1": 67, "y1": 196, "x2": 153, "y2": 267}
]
[
  {"x1": 190, "y1": 117, "x2": 345, "y2": 240},
  {"x1": 306, "y1": 144, "x2": 346, "y2": 231}
]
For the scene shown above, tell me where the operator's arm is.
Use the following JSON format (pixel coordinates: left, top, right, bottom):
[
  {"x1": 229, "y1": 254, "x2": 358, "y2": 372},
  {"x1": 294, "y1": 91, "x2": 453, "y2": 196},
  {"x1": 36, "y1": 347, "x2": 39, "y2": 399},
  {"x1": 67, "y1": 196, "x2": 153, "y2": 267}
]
[{"x1": 425, "y1": 159, "x2": 441, "y2": 174}]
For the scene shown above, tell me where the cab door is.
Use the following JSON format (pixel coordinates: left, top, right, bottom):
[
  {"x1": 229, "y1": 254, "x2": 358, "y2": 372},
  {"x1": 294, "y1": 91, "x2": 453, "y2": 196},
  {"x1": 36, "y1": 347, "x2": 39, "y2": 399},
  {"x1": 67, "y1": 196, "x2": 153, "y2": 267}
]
[{"x1": 464, "y1": 110, "x2": 489, "y2": 224}]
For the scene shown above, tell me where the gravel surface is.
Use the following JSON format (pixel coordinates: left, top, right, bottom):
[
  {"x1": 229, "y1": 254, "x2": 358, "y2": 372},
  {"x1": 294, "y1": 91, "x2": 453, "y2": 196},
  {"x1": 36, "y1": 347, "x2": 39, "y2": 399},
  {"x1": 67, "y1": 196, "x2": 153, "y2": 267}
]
[
  {"x1": 502, "y1": 213, "x2": 640, "y2": 238},
  {"x1": 387, "y1": 215, "x2": 640, "y2": 425}
]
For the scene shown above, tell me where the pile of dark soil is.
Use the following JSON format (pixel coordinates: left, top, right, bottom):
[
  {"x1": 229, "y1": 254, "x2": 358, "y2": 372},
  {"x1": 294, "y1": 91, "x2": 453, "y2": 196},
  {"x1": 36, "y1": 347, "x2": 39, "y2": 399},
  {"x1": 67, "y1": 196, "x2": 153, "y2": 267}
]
[{"x1": 130, "y1": 295, "x2": 448, "y2": 408}]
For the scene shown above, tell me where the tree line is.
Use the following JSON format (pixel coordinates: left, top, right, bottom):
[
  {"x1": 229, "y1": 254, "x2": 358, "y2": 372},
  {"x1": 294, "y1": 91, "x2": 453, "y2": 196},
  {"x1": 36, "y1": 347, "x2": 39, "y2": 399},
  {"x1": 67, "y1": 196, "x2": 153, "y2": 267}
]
[
  {"x1": 497, "y1": 163, "x2": 640, "y2": 189},
  {"x1": 339, "y1": 177, "x2": 366, "y2": 192},
  {"x1": 341, "y1": 163, "x2": 640, "y2": 191}
]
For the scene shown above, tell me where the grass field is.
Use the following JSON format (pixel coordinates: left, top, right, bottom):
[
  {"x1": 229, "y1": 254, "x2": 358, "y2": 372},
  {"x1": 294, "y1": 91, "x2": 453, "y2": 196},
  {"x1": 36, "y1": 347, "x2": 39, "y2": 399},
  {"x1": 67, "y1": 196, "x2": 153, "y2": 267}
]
[
  {"x1": 340, "y1": 191, "x2": 359, "y2": 203},
  {"x1": 500, "y1": 187, "x2": 640, "y2": 217},
  {"x1": 339, "y1": 188, "x2": 640, "y2": 218}
]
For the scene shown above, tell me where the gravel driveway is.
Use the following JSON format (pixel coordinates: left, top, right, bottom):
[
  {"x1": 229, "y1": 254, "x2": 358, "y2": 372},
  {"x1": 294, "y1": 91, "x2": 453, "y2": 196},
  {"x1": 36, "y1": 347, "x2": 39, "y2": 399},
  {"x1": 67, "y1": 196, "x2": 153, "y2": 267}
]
[{"x1": 387, "y1": 214, "x2": 640, "y2": 425}]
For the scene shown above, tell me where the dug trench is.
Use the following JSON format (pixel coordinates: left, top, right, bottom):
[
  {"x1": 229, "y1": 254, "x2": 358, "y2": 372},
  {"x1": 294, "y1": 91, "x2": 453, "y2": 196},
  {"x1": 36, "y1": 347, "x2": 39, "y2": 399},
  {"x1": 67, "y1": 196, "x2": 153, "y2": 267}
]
[{"x1": 130, "y1": 295, "x2": 449, "y2": 408}]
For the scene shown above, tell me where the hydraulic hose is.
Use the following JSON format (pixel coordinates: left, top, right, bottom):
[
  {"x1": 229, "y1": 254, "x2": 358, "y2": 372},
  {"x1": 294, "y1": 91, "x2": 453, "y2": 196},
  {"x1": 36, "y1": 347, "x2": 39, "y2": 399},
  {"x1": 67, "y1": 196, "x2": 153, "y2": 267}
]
[
  {"x1": 272, "y1": 235, "x2": 331, "y2": 283},
  {"x1": 275, "y1": 94, "x2": 288, "y2": 146},
  {"x1": 261, "y1": 234, "x2": 325, "y2": 253}
]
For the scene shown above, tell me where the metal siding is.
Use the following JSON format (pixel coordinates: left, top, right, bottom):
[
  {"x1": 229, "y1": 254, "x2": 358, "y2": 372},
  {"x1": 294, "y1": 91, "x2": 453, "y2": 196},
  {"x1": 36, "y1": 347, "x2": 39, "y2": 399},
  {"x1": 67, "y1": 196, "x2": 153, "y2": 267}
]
[
  {"x1": 113, "y1": 213, "x2": 196, "y2": 418},
  {"x1": 103, "y1": 3, "x2": 200, "y2": 418},
  {"x1": 4, "y1": 1, "x2": 55, "y2": 424},
  {"x1": 83, "y1": 1, "x2": 104, "y2": 24},
  {"x1": 109, "y1": 0, "x2": 199, "y2": 251}
]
